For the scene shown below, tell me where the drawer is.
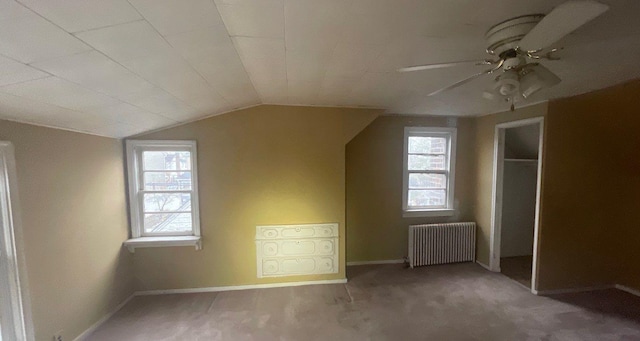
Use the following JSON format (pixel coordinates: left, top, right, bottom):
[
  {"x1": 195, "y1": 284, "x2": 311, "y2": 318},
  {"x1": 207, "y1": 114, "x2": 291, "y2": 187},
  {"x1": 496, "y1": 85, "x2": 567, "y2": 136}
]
[
  {"x1": 255, "y1": 223, "x2": 338, "y2": 240},
  {"x1": 258, "y1": 255, "x2": 338, "y2": 277},
  {"x1": 258, "y1": 238, "x2": 337, "y2": 257}
]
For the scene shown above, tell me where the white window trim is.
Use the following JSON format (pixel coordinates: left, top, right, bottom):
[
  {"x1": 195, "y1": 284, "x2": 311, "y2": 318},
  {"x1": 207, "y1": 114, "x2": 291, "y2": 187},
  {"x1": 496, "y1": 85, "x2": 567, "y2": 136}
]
[
  {"x1": 402, "y1": 127, "x2": 457, "y2": 218},
  {"x1": 124, "y1": 140, "x2": 201, "y2": 252}
]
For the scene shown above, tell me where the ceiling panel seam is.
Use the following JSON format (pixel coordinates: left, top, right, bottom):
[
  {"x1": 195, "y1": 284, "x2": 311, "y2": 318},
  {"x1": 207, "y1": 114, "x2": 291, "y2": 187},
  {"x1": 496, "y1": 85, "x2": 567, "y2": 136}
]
[
  {"x1": 10, "y1": 1, "x2": 192, "y2": 125},
  {"x1": 0, "y1": 88, "x2": 137, "y2": 132},
  {"x1": 206, "y1": 0, "x2": 261, "y2": 105},
  {"x1": 315, "y1": 3, "x2": 353, "y2": 106},
  {"x1": 123, "y1": 0, "x2": 232, "y2": 110},
  {"x1": 221, "y1": 1, "x2": 286, "y2": 104},
  {"x1": 16, "y1": 49, "x2": 186, "y2": 124},
  {"x1": 0, "y1": 115, "x2": 117, "y2": 139},
  {"x1": 64, "y1": 18, "x2": 147, "y2": 35},
  {"x1": 13, "y1": 0, "x2": 93, "y2": 54},
  {"x1": 0, "y1": 52, "x2": 55, "y2": 83}
]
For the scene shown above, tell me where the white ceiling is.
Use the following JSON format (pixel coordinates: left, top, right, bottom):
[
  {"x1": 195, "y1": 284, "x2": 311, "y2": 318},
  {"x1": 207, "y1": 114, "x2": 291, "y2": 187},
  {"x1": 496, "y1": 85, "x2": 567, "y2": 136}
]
[{"x1": 0, "y1": 0, "x2": 639, "y2": 138}]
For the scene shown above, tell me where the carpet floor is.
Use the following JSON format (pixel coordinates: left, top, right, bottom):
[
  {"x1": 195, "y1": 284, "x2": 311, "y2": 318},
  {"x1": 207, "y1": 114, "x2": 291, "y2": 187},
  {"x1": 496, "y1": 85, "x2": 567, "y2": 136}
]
[{"x1": 87, "y1": 263, "x2": 640, "y2": 340}]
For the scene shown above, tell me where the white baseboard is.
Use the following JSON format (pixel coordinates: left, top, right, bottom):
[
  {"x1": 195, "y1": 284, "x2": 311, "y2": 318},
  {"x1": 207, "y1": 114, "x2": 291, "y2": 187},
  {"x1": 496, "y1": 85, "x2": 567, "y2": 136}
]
[
  {"x1": 346, "y1": 259, "x2": 405, "y2": 266},
  {"x1": 615, "y1": 284, "x2": 640, "y2": 298},
  {"x1": 532, "y1": 285, "x2": 612, "y2": 296},
  {"x1": 475, "y1": 260, "x2": 491, "y2": 271},
  {"x1": 73, "y1": 292, "x2": 135, "y2": 341},
  {"x1": 74, "y1": 278, "x2": 348, "y2": 339},
  {"x1": 135, "y1": 278, "x2": 348, "y2": 296}
]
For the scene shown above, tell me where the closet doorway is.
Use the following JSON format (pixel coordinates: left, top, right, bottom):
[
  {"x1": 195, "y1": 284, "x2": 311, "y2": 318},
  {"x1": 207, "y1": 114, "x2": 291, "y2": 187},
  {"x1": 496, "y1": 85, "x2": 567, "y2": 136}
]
[{"x1": 490, "y1": 117, "x2": 543, "y2": 293}]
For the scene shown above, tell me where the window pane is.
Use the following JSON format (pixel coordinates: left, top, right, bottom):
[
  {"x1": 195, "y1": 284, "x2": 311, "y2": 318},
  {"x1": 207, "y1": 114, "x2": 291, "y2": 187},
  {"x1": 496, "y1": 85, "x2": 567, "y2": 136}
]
[
  {"x1": 143, "y1": 193, "x2": 191, "y2": 213},
  {"x1": 408, "y1": 136, "x2": 447, "y2": 154},
  {"x1": 144, "y1": 213, "x2": 192, "y2": 233},
  {"x1": 408, "y1": 155, "x2": 446, "y2": 170},
  {"x1": 143, "y1": 151, "x2": 191, "y2": 171},
  {"x1": 144, "y1": 171, "x2": 192, "y2": 190},
  {"x1": 408, "y1": 189, "x2": 446, "y2": 207},
  {"x1": 409, "y1": 173, "x2": 447, "y2": 189}
]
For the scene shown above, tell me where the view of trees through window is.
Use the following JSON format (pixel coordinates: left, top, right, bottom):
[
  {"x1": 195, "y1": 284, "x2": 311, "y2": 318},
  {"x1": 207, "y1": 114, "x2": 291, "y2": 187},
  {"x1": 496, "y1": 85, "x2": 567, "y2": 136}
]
[
  {"x1": 142, "y1": 151, "x2": 193, "y2": 233},
  {"x1": 407, "y1": 136, "x2": 448, "y2": 208}
]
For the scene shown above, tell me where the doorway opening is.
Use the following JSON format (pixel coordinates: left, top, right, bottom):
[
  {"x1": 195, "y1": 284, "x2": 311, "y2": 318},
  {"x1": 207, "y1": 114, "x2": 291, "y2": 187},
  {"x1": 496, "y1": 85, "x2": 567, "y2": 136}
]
[{"x1": 490, "y1": 117, "x2": 543, "y2": 293}]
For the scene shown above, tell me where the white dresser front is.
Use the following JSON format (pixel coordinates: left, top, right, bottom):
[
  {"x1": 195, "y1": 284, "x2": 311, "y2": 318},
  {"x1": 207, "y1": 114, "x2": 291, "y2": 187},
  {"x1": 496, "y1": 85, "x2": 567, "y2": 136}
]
[{"x1": 255, "y1": 223, "x2": 339, "y2": 278}]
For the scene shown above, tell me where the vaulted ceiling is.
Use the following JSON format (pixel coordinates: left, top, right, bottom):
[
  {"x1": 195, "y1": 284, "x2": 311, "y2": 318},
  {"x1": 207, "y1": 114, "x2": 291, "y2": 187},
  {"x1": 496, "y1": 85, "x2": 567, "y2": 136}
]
[{"x1": 1, "y1": 0, "x2": 639, "y2": 138}]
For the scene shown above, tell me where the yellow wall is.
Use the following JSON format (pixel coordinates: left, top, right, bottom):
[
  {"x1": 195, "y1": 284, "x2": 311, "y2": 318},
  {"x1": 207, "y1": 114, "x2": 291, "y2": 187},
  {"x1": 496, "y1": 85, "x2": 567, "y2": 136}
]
[
  {"x1": 131, "y1": 105, "x2": 380, "y2": 289},
  {"x1": 540, "y1": 80, "x2": 640, "y2": 291},
  {"x1": 473, "y1": 81, "x2": 640, "y2": 292},
  {"x1": 0, "y1": 120, "x2": 133, "y2": 341},
  {"x1": 345, "y1": 115, "x2": 476, "y2": 262},
  {"x1": 1, "y1": 77, "x2": 636, "y2": 340},
  {"x1": 472, "y1": 103, "x2": 548, "y2": 267}
]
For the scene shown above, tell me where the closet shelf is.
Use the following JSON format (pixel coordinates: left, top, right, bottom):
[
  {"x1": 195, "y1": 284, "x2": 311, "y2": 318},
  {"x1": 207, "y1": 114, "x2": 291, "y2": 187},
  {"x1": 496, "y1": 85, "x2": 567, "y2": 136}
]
[{"x1": 504, "y1": 158, "x2": 538, "y2": 162}]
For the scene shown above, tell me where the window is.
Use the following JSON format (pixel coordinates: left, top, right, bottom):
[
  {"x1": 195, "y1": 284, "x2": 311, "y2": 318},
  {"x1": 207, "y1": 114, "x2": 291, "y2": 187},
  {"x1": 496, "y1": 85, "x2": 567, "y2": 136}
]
[
  {"x1": 125, "y1": 140, "x2": 201, "y2": 250},
  {"x1": 403, "y1": 127, "x2": 457, "y2": 217}
]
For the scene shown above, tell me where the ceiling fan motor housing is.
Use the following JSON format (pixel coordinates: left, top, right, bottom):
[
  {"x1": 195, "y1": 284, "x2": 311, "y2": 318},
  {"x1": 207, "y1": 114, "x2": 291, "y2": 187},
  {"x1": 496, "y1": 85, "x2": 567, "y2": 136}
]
[{"x1": 485, "y1": 14, "x2": 544, "y2": 56}]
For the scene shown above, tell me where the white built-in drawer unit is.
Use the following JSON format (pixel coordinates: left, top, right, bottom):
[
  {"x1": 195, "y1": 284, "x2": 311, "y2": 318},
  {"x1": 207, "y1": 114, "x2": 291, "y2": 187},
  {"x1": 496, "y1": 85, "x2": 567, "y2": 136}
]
[{"x1": 255, "y1": 223, "x2": 339, "y2": 278}]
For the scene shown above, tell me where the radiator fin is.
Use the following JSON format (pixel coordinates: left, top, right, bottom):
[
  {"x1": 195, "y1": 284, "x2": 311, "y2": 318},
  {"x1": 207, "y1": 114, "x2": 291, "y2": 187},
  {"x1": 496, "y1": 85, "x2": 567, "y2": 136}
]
[{"x1": 408, "y1": 222, "x2": 476, "y2": 268}]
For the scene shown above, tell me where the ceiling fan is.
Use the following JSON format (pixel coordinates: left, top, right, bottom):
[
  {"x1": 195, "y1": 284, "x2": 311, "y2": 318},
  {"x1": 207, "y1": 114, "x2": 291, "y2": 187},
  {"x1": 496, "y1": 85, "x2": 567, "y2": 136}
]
[{"x1": 398, "y1": 1, "x2": 609, "y2": 109}]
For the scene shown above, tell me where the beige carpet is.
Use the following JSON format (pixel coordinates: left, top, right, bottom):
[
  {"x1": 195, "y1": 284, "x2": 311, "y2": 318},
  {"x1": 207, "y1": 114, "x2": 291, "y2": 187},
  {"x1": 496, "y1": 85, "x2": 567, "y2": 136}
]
[{"x1": 87, "y1": 263, "x2": 640, "y2": 340}]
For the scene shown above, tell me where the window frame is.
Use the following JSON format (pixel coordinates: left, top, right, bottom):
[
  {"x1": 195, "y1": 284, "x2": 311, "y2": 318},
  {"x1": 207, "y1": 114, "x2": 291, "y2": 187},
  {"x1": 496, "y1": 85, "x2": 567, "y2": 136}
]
[
  {"x1": 402, "y1": 127, "x2": 457, "y2": 217},
  {"x1": 126, "y1": 140, "x2": 201, "y2": 240}
]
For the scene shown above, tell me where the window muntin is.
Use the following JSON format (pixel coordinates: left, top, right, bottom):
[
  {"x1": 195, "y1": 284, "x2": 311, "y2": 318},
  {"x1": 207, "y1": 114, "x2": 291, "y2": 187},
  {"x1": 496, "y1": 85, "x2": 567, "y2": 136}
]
[
  {"x1": 403, "y1": 128, "x2": 456, "y2": 212},
  {"x1": 126, "y1": 141, "x2": 200, "y2": 238}
]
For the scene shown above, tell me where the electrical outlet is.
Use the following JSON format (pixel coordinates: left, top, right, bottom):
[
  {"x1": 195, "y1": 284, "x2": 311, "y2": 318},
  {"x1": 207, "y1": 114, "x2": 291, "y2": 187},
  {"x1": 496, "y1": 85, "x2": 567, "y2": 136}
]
[{"x1": 53, "y1": 330, "x2": 64, "y2": 341}]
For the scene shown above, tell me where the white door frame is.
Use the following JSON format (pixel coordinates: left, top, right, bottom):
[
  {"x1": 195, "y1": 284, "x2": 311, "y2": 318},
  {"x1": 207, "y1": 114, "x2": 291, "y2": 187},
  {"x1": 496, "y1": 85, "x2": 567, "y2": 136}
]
[
  {"x1": 489, "y1": 117, "x2": 544, "y2": 293},
  {"x1": 0, "y1": 141, "x2": 34, "y2": 341}
]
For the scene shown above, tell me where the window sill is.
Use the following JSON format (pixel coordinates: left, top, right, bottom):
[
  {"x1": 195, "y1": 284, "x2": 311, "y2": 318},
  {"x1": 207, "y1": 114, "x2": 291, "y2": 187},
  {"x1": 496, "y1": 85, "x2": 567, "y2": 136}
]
[
  {"x1": 123, "y1": 236, "x2": 202, "y2": 253},
  {"x1": 403, "y1": 209, "x2": 455, "y2": 218}
]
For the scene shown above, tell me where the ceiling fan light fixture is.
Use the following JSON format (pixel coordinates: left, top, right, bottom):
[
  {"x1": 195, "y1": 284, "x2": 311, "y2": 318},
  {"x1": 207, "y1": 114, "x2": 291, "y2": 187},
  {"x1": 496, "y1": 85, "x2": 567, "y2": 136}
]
[
  {"x1": 497, "y1": 70, "x2": 520, "y2": 96},
  {"x1": 520, "y1": 73, "x2": 544, "y2": 99},
  {"x1": 482, "y1": 85, "x2": 500, "y2": 100},
  {"x1": 520, "y1": 64, "x2": 561, "y2": 98}
]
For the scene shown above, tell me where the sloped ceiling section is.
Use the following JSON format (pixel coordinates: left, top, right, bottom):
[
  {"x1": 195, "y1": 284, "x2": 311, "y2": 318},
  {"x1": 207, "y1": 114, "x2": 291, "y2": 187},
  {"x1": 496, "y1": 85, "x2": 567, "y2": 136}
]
[
  {"x1": 0, "y1": 0, "x2": 259, "y2": 137},
  {"x1": 0, "y1": 0, "x2": 639, "y2": 138},
  {"x1": 505, "y1": 124, "x2": 540, "y2": 159}
]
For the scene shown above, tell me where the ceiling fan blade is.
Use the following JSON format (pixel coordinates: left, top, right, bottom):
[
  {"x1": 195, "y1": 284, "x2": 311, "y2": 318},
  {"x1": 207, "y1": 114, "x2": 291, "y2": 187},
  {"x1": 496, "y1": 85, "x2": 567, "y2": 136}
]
[
  {"x1": 397, "y1": 60, "x2": 493, "y2": 73},
  {"x1": 518, "y1": 0, "x2": 609, "y2": 52},
  {"x1": 427, "y1": 68, "x2": 494, "y2": 96}
]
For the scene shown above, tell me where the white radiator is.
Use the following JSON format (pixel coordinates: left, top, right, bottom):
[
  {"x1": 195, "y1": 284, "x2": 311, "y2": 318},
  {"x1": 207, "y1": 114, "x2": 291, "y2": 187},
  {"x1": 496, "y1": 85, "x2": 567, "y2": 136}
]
[{"x1": 408, "y1": 222, "x2": 476, "y2": 268}]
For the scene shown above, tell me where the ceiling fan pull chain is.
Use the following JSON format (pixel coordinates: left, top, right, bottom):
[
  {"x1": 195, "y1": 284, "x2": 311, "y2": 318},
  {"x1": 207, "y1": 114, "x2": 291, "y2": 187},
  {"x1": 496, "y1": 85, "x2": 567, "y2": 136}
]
[{"x1": 509, "y1": 96, "x2": 516, "y2": 112}]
